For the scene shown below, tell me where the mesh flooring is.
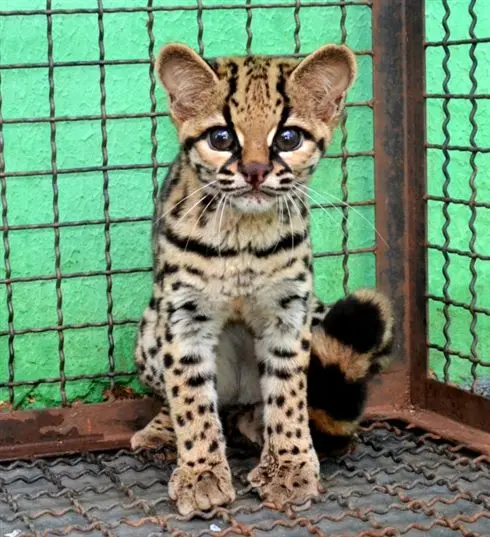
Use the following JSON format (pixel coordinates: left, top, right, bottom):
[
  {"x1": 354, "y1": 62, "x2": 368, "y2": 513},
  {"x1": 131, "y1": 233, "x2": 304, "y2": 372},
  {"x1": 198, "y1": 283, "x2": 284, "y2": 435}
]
[{"x1": 0, "y1": 421, "x2": 489, "y2": 537}]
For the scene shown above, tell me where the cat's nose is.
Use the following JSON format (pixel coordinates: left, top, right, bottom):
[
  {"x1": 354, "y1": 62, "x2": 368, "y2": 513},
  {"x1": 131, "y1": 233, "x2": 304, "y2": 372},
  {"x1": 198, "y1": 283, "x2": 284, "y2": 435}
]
[{"x1": 239, "y1": 162, "x2": 272, "y2": 189}]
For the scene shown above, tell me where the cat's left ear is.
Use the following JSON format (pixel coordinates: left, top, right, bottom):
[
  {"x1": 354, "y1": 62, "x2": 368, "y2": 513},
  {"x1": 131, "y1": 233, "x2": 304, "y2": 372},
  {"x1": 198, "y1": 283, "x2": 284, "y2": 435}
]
[
  {"x1": 288, "y1": 44, "x2": 357, "y2": 122},
  {"x1": 155, "y1": 43, "x2": 220, "y2": 124}
]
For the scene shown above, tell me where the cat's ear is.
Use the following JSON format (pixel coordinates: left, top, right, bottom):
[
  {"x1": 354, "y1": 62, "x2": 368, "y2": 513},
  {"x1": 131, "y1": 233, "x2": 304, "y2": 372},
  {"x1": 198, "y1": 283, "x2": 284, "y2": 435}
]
[
  {"x1": 156, "y1": 43, "x2": 219, "y2": 123},
  {"x1": 288, "y1": 45, "x2": 356, "y2": 122}
]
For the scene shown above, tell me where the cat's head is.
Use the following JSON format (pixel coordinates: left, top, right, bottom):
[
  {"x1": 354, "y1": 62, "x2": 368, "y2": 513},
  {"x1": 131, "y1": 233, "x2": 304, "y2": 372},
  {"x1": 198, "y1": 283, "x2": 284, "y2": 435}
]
[{"x1": 156, "y1": 43, "x2": 356, "y2": 214}]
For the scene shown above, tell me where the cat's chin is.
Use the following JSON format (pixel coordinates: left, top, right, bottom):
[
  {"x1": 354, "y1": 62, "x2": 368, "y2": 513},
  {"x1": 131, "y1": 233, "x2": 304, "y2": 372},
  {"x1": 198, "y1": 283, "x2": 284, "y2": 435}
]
[{"x1": 228, "y1": 193, "x2": 277, "y2": 214}]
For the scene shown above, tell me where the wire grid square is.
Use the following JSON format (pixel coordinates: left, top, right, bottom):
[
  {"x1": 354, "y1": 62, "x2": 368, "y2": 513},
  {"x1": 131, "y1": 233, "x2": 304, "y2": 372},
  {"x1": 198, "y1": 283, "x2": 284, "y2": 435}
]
[
  {"x1": 0, "y1": 0, "x2": 376, "y2": 410},
  {"x1": 425, "y1": 0, "x2": 490, "y2": 397}
]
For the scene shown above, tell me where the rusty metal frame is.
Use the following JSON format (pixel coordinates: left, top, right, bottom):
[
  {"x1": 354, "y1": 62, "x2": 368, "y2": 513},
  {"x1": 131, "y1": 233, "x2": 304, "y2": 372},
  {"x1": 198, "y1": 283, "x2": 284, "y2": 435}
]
[
  {"x1": 1, "y1": 0, "x2": 490, "y2": 462},
  {"x1": 368, "y1": 0, "x2": 490, "y2": 455}
]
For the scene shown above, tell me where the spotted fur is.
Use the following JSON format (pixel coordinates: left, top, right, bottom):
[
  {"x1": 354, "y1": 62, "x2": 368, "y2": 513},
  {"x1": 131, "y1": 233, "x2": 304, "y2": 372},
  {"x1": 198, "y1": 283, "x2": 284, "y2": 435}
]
[{"x1": 131, "y1": 43, "x2": 393, "y2": 515}]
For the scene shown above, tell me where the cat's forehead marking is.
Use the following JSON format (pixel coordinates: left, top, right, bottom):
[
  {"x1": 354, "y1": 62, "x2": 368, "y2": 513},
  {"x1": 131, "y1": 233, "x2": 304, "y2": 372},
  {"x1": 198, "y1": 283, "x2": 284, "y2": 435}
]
[{"x1": 213, "y1": 56, "x2": 298, "y2": 140}]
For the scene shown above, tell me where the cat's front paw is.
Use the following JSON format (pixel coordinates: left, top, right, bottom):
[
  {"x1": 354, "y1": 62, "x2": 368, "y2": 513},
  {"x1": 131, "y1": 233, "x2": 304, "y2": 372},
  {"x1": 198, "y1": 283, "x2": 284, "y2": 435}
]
[
  {"x1": 169, "y1": 458, "x2": 236, "y2": 515},
  {"x1": 248, "y1": 447, "x2": 320, "y2": 508}
]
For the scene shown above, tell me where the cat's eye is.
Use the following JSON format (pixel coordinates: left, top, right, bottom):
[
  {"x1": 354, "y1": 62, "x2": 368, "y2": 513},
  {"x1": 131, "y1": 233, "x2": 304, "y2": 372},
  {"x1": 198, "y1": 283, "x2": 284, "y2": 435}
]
[
  {"x1": 274, "y1": 128, "x2": 303, "y2": 152},
  {"x1": 208, "y1": 127, "x2": 236, "y2": 151}
]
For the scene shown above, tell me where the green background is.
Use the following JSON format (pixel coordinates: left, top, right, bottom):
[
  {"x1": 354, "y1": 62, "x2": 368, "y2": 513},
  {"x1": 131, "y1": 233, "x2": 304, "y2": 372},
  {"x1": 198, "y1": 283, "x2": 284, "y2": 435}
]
[{"x1": 0, "y1": 0, "x2": 488, "y2": 410}]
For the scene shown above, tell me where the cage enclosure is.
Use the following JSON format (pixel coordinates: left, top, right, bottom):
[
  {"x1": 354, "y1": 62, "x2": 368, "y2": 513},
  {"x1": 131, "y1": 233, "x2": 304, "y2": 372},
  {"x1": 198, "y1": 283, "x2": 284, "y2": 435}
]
[{"x1": 0, "y1": 1, "x2": 489, "y2": 536}]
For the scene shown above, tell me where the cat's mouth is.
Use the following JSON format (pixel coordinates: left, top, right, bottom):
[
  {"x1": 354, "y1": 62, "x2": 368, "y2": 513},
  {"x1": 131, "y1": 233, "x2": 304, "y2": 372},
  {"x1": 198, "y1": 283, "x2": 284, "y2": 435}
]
[
  {"x1": 227, "y1": 189, "x2": 277, "y2": 213},
  {"x1": 228, "y1": 187, "x2": 279, "y2": 199}
]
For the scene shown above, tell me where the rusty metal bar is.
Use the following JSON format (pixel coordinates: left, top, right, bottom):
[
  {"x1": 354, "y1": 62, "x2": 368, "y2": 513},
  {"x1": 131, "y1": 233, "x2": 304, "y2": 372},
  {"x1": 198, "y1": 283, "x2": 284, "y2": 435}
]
[
  {"x1": 369, "y1": 0, "x2": 423, "y2": 411},
  {"x1": 0, "y1": 399, "x2": 160, "y2": 461}
]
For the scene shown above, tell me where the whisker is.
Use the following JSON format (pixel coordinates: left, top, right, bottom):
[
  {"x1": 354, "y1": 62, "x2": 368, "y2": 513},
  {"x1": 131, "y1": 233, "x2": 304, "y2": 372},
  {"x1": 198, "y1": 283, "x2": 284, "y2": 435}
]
[
  {"x1": 305, "y1": 184, "x2": 388, "y2": 247},
  {"x1": 287, "y1": 193, "x2": 307, "y2": 231},
  {"x1": 217, "y1": 193, "x2": 228, "y2": 259},
  {"x1": 178, "y1": 193, "x2": 210, "y2": 222},
  {"x1": 154, "y1": 179, "x2": 219, "y2": 226},
  {"x1": 284, "y1": 195, "x2": 295, "y2": 257},
  {"x1": 291, "y1": 184, "x2": 338, "y2": 227},
  {"x1": 184, "y1": 192, "x2": 220, "y2": 255}
]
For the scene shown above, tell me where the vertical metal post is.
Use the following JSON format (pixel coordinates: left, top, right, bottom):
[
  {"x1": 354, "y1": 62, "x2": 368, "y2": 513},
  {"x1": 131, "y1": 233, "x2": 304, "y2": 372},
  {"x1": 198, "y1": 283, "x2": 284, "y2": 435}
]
[{"x1": 369, "y1": 0, "x2": 427, "y2": 411}]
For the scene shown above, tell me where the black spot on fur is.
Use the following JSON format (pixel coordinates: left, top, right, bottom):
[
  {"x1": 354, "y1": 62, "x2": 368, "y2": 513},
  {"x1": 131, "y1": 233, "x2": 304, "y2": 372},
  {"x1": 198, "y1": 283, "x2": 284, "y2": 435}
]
[
  {"x1": 271, "y1": 348, "x2": 297, "y2": 359},
  {"x1": 208, "y1": 440, "x2": 219, "y2": 453},
  {"x1": 176, "y1": 415, "x2": 185, "y2": 427},
  {"x1": 276, "y1": 395, "x2": 285, "y2": 407},
  {"x1": 180, "y1": 354, "x2": 202, "y2": 365},
  {"x1": 185, "y1": 265, "x2": 205, "y2": 278},
  {"x1": 194, "y1": 314, "x2": 210, "y2": 322},
  {"x1": 163, "y1": 353, "x2": 174, "y2": 368},
  {"x1": 165, "y1": 326, "x2": 173, "y2": 343},
  {"x1": 198, "y1": 404, "x2": 207, "y2": 415},
  {"x1": 301, "y1": 339, "x2": 310, "y2": 351},
  {"x1": 323, "y1": 295, "x2": 385, "y2": 353},
  {"x1": 181, "y1": 301, "x2": 197, "y2": 312},
  {"x1": 279, "y1": 295, "x2": 304, "y2": 309},
  {"x1": 184, "y1": 440, "x2": 193, "y2": 450},
  {"x1": 164, "y1": 262, "x2": 179, "y2": 274},
  {"x1": 271, "y1": 368, "x2": 292, "y2": 380},
  {"x1": 172, "y1": 386, "x2": 179, "y2": 397},
  {"x1": 187, "y1": 373, "x2": 212, "y2": 388}
]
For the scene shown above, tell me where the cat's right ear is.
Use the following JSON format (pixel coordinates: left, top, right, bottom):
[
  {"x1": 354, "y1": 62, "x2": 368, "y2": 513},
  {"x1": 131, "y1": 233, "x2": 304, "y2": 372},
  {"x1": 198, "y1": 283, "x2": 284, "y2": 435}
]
[{"x1": 156, "y1": 43, "x2": 219, "y2": 124}]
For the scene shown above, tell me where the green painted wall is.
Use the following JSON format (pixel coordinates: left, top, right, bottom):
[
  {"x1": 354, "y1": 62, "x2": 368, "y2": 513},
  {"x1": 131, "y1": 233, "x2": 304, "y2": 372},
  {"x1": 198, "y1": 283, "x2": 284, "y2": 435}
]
[{"x1": 0, "y1": 0, "x2": 487, "y2": 410}]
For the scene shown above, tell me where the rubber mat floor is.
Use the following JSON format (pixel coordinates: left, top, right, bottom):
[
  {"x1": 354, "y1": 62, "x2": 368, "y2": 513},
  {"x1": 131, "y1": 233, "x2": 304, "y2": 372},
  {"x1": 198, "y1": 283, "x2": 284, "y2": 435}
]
[{"x1": 0, "y1": 421, "x2": 489, "y2": 537}]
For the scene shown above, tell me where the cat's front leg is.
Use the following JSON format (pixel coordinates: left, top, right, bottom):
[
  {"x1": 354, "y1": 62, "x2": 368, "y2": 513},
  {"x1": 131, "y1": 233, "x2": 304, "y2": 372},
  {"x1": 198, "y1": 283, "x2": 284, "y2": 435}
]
[
  {"x1": 245, "y1": 284, "x2": 320, "y2": 507},
  {"x1": 157, "y1": 285, "x2": 235, "y2": 515}
]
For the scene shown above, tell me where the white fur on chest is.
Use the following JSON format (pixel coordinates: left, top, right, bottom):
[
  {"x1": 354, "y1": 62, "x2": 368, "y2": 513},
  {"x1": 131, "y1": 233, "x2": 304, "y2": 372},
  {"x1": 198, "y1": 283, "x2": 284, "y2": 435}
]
[{"x1": 216, "y1": 323, "x2": 261, "y2": 407}]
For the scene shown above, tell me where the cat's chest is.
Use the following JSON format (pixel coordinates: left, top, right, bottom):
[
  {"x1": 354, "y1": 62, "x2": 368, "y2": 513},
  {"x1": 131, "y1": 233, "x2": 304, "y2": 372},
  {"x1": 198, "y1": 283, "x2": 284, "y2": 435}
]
[{"x1": 207, "y1": 255, "x2": 273, "y2": 298}]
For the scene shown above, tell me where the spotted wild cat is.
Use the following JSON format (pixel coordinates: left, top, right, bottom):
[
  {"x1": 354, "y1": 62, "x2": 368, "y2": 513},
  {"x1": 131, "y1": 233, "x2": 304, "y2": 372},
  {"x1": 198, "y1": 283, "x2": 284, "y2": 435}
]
[{"x1": 131, "y1": 43, "x2": 394, "y2": 515}]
